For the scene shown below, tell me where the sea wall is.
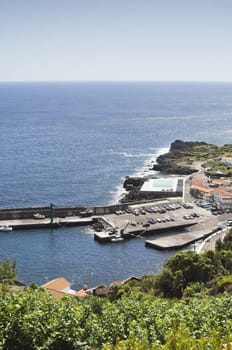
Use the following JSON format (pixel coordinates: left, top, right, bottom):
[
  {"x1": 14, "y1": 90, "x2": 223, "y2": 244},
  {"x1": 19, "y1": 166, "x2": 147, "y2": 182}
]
[{"x1": 0, "y1": 203, "x2": 137, "y2": 220}]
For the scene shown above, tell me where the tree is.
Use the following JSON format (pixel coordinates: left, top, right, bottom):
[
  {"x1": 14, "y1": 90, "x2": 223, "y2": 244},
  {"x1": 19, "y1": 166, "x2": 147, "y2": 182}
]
[
  {"x1": 154, "y1": 250, "x2": 224, "y2": 298},
  {"x1": 154, "y1": 268, "x2": 175, "y2": 297},
  {"x1": 0, "y1": 257, "x2": 17, "y2": 285},
  {"x1": 216, "y1": 229, "x2": 232, "y2": 252}
]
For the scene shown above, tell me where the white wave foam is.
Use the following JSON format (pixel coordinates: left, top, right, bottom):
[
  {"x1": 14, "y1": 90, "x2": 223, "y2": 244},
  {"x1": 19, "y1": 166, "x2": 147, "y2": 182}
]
[
  {"x1": 108, "y1": 146, "x2": 169, "y2": 204},
  {"x1": 108, "y1": 180, "x2": 128, "y2": 205},
  {"x1": 134, "y1": 147, "x2": 169, "y2": 177},
  {"x1": 109, "y1": 151, "x2": 155, "y2": 158}
]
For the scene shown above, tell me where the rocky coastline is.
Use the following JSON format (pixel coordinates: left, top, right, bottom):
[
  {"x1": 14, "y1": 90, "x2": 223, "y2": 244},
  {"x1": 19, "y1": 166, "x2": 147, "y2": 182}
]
[
  {"x1": 121, "y1": 140, "x2": 211, "y2": 203},
  {"x1": 152, "y1": 139, "x2": 206, "y2": 175}
]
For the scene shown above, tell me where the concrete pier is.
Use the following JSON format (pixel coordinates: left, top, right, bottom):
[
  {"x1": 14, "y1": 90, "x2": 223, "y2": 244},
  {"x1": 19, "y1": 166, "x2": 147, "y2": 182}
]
[
  {"x1": 92, "y1": 200, "x2": 231, "y2": 247},
  {"x1": 144, "y1": 214, "x2": 227, "y2": 250},
  {"x1": 145, "y1": 228, "x2": 217, "y2": 250},
  {"x1": 0, "y1": 216, "x2": 95, "y2": 230}
]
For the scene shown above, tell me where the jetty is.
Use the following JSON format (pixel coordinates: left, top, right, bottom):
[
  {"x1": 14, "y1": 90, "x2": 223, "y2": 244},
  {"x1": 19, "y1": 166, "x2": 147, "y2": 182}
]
[{"x1": 145, "y1": 226, "x2": 218, "y2": 250}]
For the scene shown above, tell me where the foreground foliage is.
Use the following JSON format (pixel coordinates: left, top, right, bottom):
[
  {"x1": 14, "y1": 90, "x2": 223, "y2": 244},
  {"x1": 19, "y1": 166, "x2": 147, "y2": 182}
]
[
  {"x1": 152, "y1": 229, "x2": 232, "y2": 298},
  {"x1": 0, "y1": 287, "x2": 231, "y2": 350}
]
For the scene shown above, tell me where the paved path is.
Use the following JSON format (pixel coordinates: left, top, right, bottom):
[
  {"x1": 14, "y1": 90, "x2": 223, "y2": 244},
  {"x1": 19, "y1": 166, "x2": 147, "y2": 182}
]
[{"x1": 197, "y1": 227, "x2": 229, "y2": 253}]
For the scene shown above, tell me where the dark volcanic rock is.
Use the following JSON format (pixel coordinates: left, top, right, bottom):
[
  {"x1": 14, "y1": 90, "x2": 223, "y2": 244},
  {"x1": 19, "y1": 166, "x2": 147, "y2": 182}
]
[
  {"x1": 153, "y1": 140, "x2": 207, "y2": 175},
  {"x1": 169, "y1": 139, "x2": 208, "y2": 152},
  {"x1": 123, "y1": 176, "x2": 145, "y2": 191}
]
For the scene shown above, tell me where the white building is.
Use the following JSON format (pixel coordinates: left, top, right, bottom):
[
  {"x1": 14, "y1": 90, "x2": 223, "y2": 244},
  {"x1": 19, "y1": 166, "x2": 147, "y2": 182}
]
[
  {"x1": 222, "y1": 156, "x2": 232, "y2": 167},
  {"x1": 213, "y1": 188, "x2": 232, "y2": 210}
]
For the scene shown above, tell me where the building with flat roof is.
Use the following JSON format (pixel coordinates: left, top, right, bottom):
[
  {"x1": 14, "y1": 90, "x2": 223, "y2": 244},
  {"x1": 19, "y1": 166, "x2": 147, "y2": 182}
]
[{"x1": 139, "y1": 177, "x2": 183, "y2": 199}]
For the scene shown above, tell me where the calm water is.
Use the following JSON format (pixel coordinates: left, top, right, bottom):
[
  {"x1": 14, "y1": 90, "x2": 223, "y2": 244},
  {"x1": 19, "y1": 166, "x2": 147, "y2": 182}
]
[{"x1": 0, "y1": 82, "x2": 232, "y2": 288}]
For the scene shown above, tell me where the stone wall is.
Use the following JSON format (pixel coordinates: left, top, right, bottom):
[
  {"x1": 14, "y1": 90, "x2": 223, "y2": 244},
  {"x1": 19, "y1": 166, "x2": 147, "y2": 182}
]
[{"x1": 0, "y1": 203, "x2": 132, "y2": 220}]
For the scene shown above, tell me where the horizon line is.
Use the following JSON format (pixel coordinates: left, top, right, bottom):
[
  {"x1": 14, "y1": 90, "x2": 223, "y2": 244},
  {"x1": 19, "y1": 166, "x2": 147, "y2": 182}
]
[{"x1": 0, "y1": 80, "x2": 232, "y2": 84}]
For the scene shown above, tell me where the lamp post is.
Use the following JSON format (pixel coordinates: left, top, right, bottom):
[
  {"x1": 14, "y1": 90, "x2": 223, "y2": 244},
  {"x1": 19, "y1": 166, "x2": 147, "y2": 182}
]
[{"x1": 50, "y1": 203, "x2": 55, "y2": 225}]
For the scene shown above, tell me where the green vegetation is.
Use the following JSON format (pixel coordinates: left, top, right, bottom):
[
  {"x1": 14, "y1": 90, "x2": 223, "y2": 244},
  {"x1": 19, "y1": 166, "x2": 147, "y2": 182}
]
[
  {"x1": 168, "y1": 141, "x2": 232, "y2": 174},
  {"x1": 110, "y1": 229, "x2": 232, "y2": 299},
  {"x1": 0, "y1": 230, "x2": 232, "y2": 349},
  {"x1": 0, "y1": 287, "x2": 231, "y2": 349},
  {"x1": 155, "y1": 140, "x2": 232, "y2": 175},
  {"x1": 154, "y1": 249, "x2": 224, "y2": 298},
  {"x1": 192, "y1": 144, "x2": 232, "y2": 175},
  {"x1": 0, "y1": 257, "x2": 16, "y2": 287},
  {"x1": 193, "y1": 143, "x2": 232, "y2": 160},
  {"x1": 203, "y1": 158, "x2": 232, "y2": 176}
]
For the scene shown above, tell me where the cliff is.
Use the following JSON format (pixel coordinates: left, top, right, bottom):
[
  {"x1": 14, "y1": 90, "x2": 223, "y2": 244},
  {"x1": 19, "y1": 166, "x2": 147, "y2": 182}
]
[{"x1": 152, "y1": 140, "x2": 208, "y2": 175}]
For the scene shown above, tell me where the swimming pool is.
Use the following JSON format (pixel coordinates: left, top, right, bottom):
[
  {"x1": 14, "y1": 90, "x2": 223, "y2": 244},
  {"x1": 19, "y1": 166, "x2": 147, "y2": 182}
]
[
  {"x1": 140, "y1": 177, "x2": 178, "y2": 192},
  {"x1": 152, "y1": 178, "x2": 174, "y2": 190}
]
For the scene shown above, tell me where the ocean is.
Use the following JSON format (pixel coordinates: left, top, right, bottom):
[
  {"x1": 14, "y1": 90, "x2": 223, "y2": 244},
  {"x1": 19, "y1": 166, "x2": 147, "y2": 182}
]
[{"x1": 0, "y1": 81, "x2": 231, "y2": 289}]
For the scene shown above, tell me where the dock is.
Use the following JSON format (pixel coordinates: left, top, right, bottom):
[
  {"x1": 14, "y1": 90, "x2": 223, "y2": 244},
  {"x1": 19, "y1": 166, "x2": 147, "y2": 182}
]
[
  {"x1": 145, "y1": 214, "x2": 224, "y2": 250},
  {"x1": 0, "y1": 216, "x2": 95, "y2": 230},
  {"x1": 0, "y1": 199, "x2": 230, "y2": 251},
  {"x1": 145, "y1": 228, "x2": 217, "y2": 250},
  {"x1": 94, "y1": 224, "x2": 195, "y2": 243}
]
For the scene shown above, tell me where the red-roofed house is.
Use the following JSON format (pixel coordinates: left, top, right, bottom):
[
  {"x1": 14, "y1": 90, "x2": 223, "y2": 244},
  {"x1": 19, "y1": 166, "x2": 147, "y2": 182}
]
[
  {"x1": 41, "y1": 277, "x2": 89, "y2": 299},
  {"x1": 213, "y1": 188, "x2": 232, "y2": 209},
  {"x1": 190, "y1": 184, "x2": 213, "y2": 201}
]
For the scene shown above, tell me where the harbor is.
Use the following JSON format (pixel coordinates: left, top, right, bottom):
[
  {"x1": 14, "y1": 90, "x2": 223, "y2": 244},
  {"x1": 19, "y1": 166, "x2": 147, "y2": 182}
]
[{"x1": 0, "y1": 197, "x2": 230, "y2": 251}]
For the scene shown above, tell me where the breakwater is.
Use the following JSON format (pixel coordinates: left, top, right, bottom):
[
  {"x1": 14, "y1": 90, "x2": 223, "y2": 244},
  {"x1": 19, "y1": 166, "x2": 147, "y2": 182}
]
[
  {"x1": 0, "y1": 203, "x2": 128, "y2": 221},
  {"x1": 0, "y1": 198, "x2": 166, "y2": 221}
]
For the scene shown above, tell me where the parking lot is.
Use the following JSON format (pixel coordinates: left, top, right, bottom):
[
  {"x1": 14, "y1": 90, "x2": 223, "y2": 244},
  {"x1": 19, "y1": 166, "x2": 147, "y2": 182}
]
[
  {"x1": 194, "y1": 199, "x2": 232, "y2": 216},
  {"x1": 104, "y1": 199, "x2": 213, "y2": 236}
]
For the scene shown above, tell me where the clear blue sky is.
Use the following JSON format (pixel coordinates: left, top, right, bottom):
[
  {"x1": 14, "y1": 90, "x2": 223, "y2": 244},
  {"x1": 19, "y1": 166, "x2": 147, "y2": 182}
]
[{"x1": 1, "y1": 0, "x2": 231, "y2": 82}]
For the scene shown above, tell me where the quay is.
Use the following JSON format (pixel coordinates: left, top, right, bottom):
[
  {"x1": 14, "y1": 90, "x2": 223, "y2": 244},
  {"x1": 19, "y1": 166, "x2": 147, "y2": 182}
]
[
  {"x1": 0, "y1": 199, "x2": 230, "y2": 251},
  {"x1": 0, "y1": 202, "x2": 131, "y2": 229},
  {"x1": 144, "y1": 213, "x2": 230, "y2": 250},
  {"x1": 94, "y1": 222, "x2": 196, "y2": 242},
  {"x1": 93, "y1": 199, "x2": 231, "y2": 247},
  {"x1": 0, "y1": 216, "x2": 95, "y2": 230},
  {"x1": 145, "y1": 226, "x2": 218, "y2": 250}
]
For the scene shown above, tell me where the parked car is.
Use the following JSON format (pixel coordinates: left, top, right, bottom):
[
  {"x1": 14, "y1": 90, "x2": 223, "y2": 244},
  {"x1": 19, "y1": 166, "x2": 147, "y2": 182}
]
[{"x1": 147, "y1": 218, "x2": 156, "y2": 224}]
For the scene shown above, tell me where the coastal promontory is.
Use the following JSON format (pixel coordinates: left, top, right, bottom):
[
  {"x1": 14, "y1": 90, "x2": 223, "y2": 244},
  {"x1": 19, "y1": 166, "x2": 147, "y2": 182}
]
[
  {"x1": 152, "y1": 140, "x2": 208, "y2": 174},
  {"x1": 121, "y1": 140, "x2": 232, "y2": 202},
  {"x1": 153, "y1": 139, "x2": 232, "y2": 176}
]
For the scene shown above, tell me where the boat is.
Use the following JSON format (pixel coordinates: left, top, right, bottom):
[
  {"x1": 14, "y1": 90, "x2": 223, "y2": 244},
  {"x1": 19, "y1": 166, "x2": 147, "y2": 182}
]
[
  {"x1": 111, "y1": 236, "x2": 124, "y2": 242},
  {"x1": 0, "y1": 225, "x2": 13, "y2": 232},
  {"x1": 33, "y1": 213, "x2": 45, "y2": 219}
]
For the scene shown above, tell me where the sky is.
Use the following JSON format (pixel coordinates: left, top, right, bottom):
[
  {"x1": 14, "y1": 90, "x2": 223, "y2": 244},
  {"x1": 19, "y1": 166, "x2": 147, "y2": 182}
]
[{"x1": 0, "y1": 0, "x2": 232, "y2": 82}]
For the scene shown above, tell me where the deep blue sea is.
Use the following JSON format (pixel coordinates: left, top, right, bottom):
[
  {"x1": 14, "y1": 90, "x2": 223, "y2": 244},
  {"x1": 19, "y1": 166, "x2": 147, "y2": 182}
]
[{"x1": 0, "y1": 82, "x2": 232, "y2": 289}]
